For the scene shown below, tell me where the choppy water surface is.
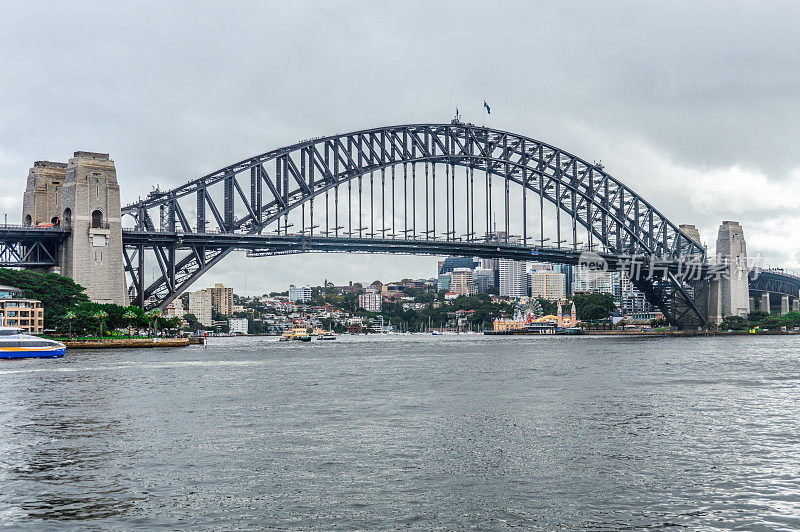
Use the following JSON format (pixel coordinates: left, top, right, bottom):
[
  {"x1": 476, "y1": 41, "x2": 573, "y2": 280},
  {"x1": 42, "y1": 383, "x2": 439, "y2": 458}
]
[{"x1": 1, "y1": 334, "x2": 800, "y2": 530}]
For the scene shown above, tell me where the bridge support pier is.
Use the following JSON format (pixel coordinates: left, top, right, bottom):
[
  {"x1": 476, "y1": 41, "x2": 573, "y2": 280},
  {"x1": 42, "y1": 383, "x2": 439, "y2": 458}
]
[
  {"x1": 761, "y1": 292, "x2": 771, "y2": 314},
  {"x1": 782, "y1": 294, "x2": 790, "y2": 315},
  {"x1": 794, "y1": 300, "x2": 800, "y2": 313},
  {"x1": 61, "y1": 152, "x2": 128, "y2": 306},
  {"x1": 23, "y1": 152, "x2": 128, "y2": 306},
  {"x1": 750, "y1": 297, "x2": 757, "y2": 313},
  {"x1": 708, "y1": 221, "x2": 750, "y2": 324}
]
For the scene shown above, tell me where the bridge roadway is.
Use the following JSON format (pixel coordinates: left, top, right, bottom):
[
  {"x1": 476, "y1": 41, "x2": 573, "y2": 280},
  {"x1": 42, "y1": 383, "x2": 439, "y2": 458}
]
[
  {"x1": 0, "y1": 225, "x2": 68, "y2": 267},
  {"x1": 121, "y1": 230, "x2": 720, "y2": 278},
  {"x1": 1, "y1": 224, "x2": 796, "y2": 303}
]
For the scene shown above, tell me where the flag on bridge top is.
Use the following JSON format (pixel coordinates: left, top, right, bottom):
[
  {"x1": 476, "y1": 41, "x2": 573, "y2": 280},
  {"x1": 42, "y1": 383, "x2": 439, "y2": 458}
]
[{"x1": 483, "y1": 100, "x2": 491, "y2": 114}]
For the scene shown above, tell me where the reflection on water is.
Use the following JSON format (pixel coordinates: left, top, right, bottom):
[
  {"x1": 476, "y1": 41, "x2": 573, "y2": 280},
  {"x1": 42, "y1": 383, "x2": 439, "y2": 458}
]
[{"x1": 1, "y1": 334, "x2": 800, "y2": 529}]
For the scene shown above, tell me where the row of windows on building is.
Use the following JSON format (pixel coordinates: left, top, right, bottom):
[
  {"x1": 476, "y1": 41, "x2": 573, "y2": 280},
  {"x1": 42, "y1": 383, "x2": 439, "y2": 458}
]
[{"x1": 0, "y1": 285, "x2": 44, "y2": 333}]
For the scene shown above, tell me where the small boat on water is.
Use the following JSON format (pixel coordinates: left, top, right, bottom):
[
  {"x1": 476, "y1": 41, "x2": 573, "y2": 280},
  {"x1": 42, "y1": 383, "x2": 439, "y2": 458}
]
[
  {"x1": 0, "y1": 327, "x2": 66, "y2": 359},
  {"x1": 310, "y1": 328, "x2": 336, "y2": 340}
]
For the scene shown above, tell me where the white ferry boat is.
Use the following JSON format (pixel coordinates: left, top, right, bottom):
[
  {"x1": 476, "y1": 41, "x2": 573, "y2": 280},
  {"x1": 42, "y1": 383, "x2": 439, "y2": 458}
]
[{"x1": 0, "y1": 326, "x2": 66, "y2": 359}]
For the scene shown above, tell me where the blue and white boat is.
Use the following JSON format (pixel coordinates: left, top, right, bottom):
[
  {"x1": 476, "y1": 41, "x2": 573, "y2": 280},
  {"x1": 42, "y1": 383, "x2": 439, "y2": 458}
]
[{"x1": 0, "y1": 326, "x2": 65, "y2": 359}]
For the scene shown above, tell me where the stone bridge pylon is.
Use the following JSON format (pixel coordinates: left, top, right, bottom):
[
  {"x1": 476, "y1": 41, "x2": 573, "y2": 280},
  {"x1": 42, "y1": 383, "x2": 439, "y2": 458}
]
[{"x1": 22, "y1": 152, "x2": 128, "y2": 305}]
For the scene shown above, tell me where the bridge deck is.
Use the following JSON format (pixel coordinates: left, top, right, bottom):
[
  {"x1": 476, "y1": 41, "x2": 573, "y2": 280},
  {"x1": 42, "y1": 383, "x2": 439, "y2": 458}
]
[{"x1": 121, "y1": 230, "x2": 719, "y2": 278}]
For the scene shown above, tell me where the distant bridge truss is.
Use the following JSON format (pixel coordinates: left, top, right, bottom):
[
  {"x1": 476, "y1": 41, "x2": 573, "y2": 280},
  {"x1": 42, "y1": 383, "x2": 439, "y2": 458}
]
[
  {"x1": 121, "y1": 123, "x2": 711, "y2": 325},
  {"x1": 749, "y1": 269, "x2": 800, "y2": 299}
]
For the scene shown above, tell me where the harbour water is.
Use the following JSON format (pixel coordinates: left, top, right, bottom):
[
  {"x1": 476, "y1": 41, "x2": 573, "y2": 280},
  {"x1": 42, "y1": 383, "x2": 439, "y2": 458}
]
[{"x1": 1, "y1": 334, "x2": 799, "y2": 529}]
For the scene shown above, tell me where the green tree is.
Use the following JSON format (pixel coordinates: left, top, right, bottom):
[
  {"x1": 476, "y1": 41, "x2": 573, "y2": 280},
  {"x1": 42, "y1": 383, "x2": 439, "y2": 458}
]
[
  {"x1": 759, "y1": 314, "x2": 784, "y2": 330},
  {"x1": 537, "y1": 298, "x2": 558, "y2": 316},
  {"x1": 93, "y1": 310, "x2": 109, "y2": 337},
  {"x1": 720, "y1": 315, "x2": 748, "y2": 331},
  {"x1": 123, "y1": 309, "x2": 137, "y2": 337},
  {"x1": 572, "y1": 293, "x2": 617, "y2": 321},
  {"x1": 184, "y1": 313, "x2": 199, "y2": 331},
  {"x1": 63, "y1": 310, "x2": 77, "y2": 338},
  {"x1": 650, "y1": 317, "x2": 669, "y2": 328},
  {"x1": 780, "y1": 311, "x2": 800, "y2": 328},
  {"x1": 145, "y1": 309, "x2": 161, "y2": 336}
]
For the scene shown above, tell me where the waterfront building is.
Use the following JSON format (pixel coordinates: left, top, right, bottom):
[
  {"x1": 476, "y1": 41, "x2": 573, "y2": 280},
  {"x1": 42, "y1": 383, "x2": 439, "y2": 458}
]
[
  {"x1": 188, "y1": 289, "x2": 213, "y2": 326},
  {"x1": 0, "y1": 285, "x2": 23, "y2": 299},
  {"x1": 499, "y1": 259, "x2": 527, "y2": 298},
  {"x1": 450, "y1": 268, "x2": 476, "y2": 296},
  {"x1": 358, "y1": 289, "x2": 382, "y2": 312},
  {"x1": 529, "y1": 271, "x2": 567, "y2": 300},
  {"x1": 288, "y1": 285, "x2": 312, "y2": 303},
  {"x1": 0, "y1": 288, "x2": 44, "y2": 333},
  {"x1": 628, "y1": 311, "x2": 666, "y2": 325},
  {"x1": 556, "y1": 300, "x2": 577, "y2": 328},
  {"x1": 229, "y1": 317, "x2": 248, "y2": 335},
  {"x1": 207, "y1": 283, "x2": 233, "y2": 315}
]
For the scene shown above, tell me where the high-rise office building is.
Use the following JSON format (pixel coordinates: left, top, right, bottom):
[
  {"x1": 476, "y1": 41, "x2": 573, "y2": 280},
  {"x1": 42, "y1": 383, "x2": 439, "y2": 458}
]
[
  {"x1": 188, "y1": 289, "x2": 213, "y2": 326},
  {"x1": 473, "y1": 267, "x2": 493, "y2": 293},
  {"x1": 207, "y1": 283, "x2": 233, "y2": 316},
  {"x1": 529, "y1": 271, "x2": 567, "y2": 300},
  {"x1": 499, "y1": 260, "x2": 527, "y2": 298},
  {"x1": 450, "y1": 268, "x2": 476, "y2": 296}
]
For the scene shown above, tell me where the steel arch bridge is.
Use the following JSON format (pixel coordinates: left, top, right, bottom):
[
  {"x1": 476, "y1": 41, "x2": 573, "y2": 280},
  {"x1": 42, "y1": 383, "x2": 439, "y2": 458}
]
[{"x1": 122, "y1": 122, "x2": 711, "y2": 326}]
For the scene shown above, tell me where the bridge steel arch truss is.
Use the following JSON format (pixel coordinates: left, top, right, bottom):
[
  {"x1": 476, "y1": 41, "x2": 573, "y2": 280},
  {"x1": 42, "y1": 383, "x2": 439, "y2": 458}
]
[
  {"x1": 749, "y1": 270, "x2": 800, "y2": 298},
  {"x1": 122, "y1": 123, "x2": 708, "y2": 326}
]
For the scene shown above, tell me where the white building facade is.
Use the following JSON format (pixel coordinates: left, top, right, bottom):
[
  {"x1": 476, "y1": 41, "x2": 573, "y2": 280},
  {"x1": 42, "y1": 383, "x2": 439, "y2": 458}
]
[
  {"x1": 288, "y1": 285, "x2": 312, "y2": 303},
  {"x1": 229, "y1": 317, "x2": 248, "y2": 335},
  {"x1": 188, "y1": 289, "x2": 213, "y2": 326},
  {"x1": 499, "y1": 259, "x2": 527, "y2": 298},
  {"x1": 358, "y1": 289, "x2": 382, "y2": 312}
]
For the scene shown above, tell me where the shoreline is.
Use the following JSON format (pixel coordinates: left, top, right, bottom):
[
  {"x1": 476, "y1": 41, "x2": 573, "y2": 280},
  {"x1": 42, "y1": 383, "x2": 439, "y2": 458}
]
[
  {"x1": 486, "y1": 329, "x2": 800, "y2": 337},
  {"x1": 64, "y1": 338, "x2": 191, "y2": 349}
]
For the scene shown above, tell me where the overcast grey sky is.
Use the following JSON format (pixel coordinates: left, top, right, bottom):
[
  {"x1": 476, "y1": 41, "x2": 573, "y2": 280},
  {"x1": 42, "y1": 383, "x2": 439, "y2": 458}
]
[{"x1": 2, "y1": 1, "x2": 799, "y2": 295}]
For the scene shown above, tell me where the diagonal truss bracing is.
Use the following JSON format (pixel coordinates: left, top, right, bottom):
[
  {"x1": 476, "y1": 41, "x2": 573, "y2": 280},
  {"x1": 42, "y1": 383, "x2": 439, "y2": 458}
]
[{"x1": 121, "y1": 123, "x2": 708, "y2": 326}]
